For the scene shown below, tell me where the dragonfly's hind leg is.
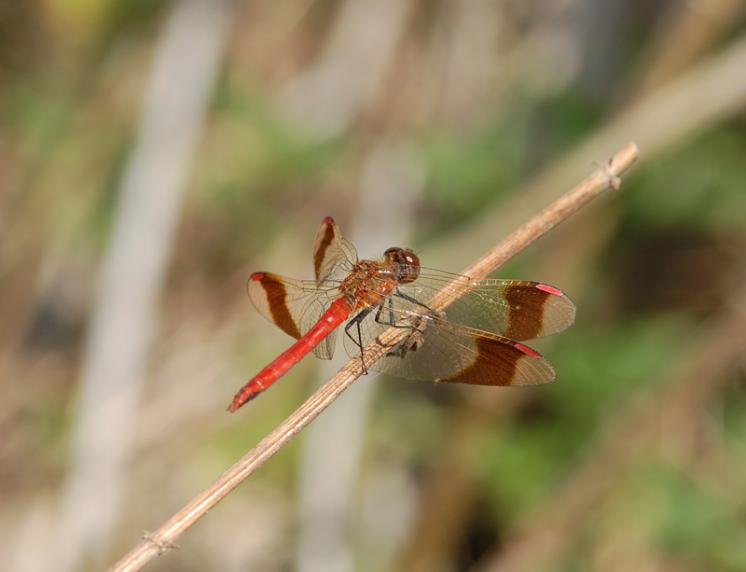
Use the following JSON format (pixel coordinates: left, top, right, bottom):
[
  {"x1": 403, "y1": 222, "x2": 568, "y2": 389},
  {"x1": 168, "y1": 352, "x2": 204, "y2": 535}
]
[
  {"x1": 346, "y1": 300, "x2": 419, "y2": 373},
  {"x1": 345, "y1": 306, "x2": 375, "y2": 374}
]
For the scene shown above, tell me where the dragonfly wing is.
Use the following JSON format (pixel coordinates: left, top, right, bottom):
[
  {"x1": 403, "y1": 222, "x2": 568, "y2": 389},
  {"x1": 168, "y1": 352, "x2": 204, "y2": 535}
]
[
  {"x1": 397, "y1": 274, "x2": 575, "y2": 341},
  {"x1": 247, "y1": 272, "x2": 339, "y2": 359},
  {"x1": 343, "y1": 300, "x2": 555, "y2": 386},
  {"x1": 313, "y1": 216, "x2": 358, "y2": 285}
]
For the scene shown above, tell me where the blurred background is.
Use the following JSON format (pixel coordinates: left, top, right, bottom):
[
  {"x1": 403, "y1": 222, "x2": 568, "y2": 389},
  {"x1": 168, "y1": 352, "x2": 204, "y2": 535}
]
[{"x1": 1, "y1": 1, "x2": 746, "y2": 571}]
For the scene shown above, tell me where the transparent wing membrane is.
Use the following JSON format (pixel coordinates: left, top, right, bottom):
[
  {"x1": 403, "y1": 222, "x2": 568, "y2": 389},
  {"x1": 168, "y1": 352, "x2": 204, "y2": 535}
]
[
  {"x1": 312, "y1": 217, "x2": 358, "y2": 285},
  {"x1": 342, "y1": 296, "x2": 556, "y2": 386},
  {"x1": 394, "y1": 271, "x2": 576, "y2": 340},
  {"x1": 247, "y1": 272, "x2": 341, "y2": 359}
]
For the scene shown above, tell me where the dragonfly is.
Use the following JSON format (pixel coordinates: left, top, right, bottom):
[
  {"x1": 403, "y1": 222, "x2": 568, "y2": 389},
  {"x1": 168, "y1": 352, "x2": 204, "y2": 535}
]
[{"x1": 228, "y1": 217, "x2": 575, "y2": 412}]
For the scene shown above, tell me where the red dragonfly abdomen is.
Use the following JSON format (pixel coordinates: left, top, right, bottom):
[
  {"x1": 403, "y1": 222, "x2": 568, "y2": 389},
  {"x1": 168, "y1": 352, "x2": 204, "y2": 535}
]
[{"x1": 228, "y1": 297, "x2": 353, "y2": 412}]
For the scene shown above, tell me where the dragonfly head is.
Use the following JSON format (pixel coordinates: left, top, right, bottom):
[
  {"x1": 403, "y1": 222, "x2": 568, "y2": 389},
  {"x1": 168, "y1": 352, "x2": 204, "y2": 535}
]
[{"x1": 383, "y1": 247, "x2": 420, "y2": 283}]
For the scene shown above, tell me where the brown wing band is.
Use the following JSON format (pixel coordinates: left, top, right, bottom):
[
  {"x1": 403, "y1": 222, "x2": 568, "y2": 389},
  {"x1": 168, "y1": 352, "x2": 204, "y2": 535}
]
[
  {"x1": 505, "y1": 285, "x2": 551, "y2": 340},
  {"x1": 255, "y1": 273, "x2": 302, "y2": 339},
  {"x1": 441, "y1": 336, "x2": 525, "y2": 386},
  {"x1": 314, "y1": 218, "x2": 336, "y2": 280}
]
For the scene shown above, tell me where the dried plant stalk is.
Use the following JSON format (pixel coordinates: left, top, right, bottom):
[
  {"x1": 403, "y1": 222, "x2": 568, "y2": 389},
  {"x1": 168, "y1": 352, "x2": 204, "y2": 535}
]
[{"x1": 108, "y1": 143, "x2": 639, "y2": 572}]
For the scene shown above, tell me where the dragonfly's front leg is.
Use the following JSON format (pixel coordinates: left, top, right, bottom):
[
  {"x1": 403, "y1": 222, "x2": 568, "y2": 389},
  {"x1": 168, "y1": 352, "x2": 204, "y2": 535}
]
[
  {"x1": 374, "y1": 296, "x2": 397, "y2": 326},
  {"x1": 373, "y1": 294, "x2": 419, "y2": 328},
  {"x1": 393, "y1": 289, "x2": 437, "y2": 315}
]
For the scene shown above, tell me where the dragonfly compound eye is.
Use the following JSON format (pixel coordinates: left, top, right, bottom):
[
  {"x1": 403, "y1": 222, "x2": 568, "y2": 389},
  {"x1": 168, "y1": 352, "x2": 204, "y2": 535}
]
[{"x1": 385, "y1": 247, "x2": 419, "y2": 283}]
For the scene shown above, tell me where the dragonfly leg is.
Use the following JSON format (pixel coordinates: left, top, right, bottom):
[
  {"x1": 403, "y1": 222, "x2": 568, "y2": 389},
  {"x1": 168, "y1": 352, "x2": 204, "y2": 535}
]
[
  {"x1": 345, "y1": 306, "x2": 375, "y2": 374},
  {"x1": 373, "y1": 296, "x2": 420, "y2": 328},
  {"x1": 385, "y1": 340, "x2": 409, "y2": 358},
  {"x1": 393, "y1": 288, "x2": 438, "y2": 316},
  {"x1": 386, "y1": 295, "x2": 396, "y2": 325},
  {"x1": 373, "y1": 297, "x2": 397, "y2": 326},
  {"x1": 357, "y1": 318, "x2": 368, "y2": 374},
  {"x1": 385, "y1": 316, "x2": 427, "y2": 358},
  {"x1": 382, "y1": 290, "x2": 444, "y2": 359}
]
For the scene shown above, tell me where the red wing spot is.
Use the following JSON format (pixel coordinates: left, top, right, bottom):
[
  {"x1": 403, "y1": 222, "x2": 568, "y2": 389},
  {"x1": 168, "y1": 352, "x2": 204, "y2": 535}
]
[
  {"x1": 514, "y1": 342, "x2": 541, "y2": 359},
  {"x1": 536, "y1": 283, "x2": 563, "y2": 296},
  {"x1": 250, "y1": 272, "x2": 266, "y2": 281}
]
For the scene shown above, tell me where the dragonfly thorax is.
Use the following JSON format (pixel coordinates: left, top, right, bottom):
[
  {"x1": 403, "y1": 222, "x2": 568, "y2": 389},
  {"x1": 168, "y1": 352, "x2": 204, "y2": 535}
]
[{"x1": 340, "y1": 259, "x2": 400, "y2": 309}]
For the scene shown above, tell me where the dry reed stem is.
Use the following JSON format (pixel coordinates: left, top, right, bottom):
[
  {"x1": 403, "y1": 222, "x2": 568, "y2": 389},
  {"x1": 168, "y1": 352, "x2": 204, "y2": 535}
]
[{"x1": 108, "y1": 143, "x2": 639, "y2": 572}]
